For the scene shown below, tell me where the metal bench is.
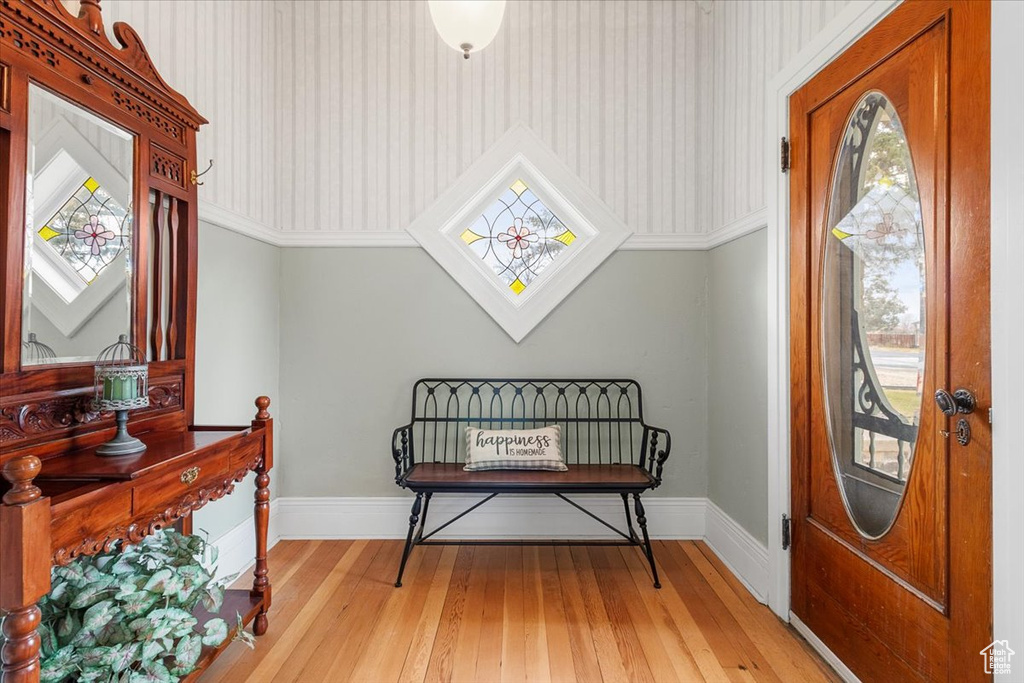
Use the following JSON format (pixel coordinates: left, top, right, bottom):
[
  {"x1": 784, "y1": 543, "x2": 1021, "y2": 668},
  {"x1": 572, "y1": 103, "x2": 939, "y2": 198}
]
[{"x1": 390, "y1": 379, "x2": 672, "y2": 588}]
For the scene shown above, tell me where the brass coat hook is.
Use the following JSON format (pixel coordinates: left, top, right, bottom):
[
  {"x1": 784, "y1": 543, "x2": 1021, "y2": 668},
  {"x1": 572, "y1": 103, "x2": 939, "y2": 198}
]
[{"x1": 190, "y1": 159, "x2": 213, "y2": 186}]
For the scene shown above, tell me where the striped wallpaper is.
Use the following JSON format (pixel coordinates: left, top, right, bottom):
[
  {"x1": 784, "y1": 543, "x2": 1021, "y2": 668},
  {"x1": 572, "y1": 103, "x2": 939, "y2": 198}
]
[
  {"x1": 98, "y1": 0, "x2": 281, "y2": 233},
  {"x1": 88, "y1": 0, "x2": 851, "y2": 244},
  {"x1": 274, "y1": 0, "x2": 700, "y2": 238},
  {"x1": 701, "y1": 0, "x2": 851, "y2": 234}
]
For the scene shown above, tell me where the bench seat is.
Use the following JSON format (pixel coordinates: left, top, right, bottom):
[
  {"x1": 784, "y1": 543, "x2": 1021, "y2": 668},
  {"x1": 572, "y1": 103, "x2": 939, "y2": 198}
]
[{"x1": 402, "y1": 463, "x2": 655, "y2": 492}]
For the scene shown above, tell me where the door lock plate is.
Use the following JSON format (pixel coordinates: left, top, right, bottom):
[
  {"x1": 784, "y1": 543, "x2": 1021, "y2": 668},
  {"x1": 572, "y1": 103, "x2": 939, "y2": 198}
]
[{"x1": 955, "y1": 418, "x2": 971, "y2": 446}]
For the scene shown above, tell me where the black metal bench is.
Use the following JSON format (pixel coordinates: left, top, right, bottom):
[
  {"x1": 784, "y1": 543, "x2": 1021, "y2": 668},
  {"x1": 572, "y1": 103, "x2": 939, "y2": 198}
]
[{"x1": 390, "y1": 379, "x2": 672, "y2": 588}]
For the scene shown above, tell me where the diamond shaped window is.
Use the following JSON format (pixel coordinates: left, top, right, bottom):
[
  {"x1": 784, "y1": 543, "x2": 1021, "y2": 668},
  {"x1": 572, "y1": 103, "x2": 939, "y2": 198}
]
[{"x1": 408, "y1": 126, "x2": 631, "y2": 342}]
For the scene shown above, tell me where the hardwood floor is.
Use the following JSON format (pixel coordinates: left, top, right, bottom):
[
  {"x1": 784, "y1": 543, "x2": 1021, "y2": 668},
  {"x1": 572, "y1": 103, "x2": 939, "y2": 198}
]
[{"x1": 200, "y1": 540, "x2": 839, "y2": 683}]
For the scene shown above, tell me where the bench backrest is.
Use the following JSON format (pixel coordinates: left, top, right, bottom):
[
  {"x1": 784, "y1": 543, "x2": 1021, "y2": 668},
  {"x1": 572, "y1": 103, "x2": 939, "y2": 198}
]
[{"x1": 407, "y1": 379, "x2": 650, "y2": 467}]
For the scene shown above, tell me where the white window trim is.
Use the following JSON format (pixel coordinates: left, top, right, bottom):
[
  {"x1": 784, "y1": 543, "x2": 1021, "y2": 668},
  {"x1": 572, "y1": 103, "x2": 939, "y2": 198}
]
[{"x1": 407, "y1": 125, "x2": 631, "y2": 342}]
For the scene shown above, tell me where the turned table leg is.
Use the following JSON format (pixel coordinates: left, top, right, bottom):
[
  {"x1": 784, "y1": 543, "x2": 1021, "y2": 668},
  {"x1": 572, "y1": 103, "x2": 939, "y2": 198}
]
[
  {"x1": 250, "y1": 397, "x2": 273, "y2": 636},
  {"x1": 1, "y1": 456, "x2": 51, "y2": 683}
]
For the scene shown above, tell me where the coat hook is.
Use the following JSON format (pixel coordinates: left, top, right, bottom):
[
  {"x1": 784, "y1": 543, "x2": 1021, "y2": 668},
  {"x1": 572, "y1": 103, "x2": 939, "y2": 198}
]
[{"x1": 190, "y1": 159, "x2": 213, "y2": 186}]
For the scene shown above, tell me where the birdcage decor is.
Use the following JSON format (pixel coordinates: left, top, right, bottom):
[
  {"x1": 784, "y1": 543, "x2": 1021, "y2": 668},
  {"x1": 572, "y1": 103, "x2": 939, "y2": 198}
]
[{"x1": 93, "y1": 334, "x2": 149, "y2": 456}]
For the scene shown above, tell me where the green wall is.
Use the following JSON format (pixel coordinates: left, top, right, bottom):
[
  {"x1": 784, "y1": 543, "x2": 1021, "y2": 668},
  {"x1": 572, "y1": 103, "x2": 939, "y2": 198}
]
[
  {"x1": 277, "y1": 248, "x2": 709, "y2": 499},
  {"x1": 191, "y1": 223, "x2": 281, "y2": 540},
  {"x1": 707, "y1": 229, "x2": 769, "y2": 544}
]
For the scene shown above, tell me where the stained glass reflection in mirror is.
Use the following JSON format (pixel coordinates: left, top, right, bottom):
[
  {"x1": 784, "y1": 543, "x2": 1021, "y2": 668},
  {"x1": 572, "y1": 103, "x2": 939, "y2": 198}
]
[
  {"x1": 460, "y1": 179, "x2": 576, "y2": 295},
  {"x1": 38, "y1": 176, "x2": 131, "y2": 285}
]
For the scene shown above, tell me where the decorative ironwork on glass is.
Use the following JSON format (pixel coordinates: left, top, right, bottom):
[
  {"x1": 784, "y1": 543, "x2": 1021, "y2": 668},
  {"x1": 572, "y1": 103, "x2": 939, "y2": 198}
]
[
  {"x1": 822, "y1": 90, "x2": 926, "y2": 539},
  {"x1": 460, "y1": 179, "x2": 576, "y2": 295},
  {"x1": 38, "y1": 176, "x2": 131, "y2": 284}
]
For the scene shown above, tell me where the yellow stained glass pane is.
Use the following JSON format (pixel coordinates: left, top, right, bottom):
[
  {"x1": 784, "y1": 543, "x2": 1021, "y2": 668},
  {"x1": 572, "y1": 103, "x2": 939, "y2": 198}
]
[
  {"x1": 509, "y1": 278, "x2": 526, "y2": 295},
  {"x1": 460, "y1": 229, "x2": 485, "y2": 245},
  {"x1": 510, "y1": 179, "x2": 528, "y2": 197},
  {"x1": 554, "y1": 230, "x2": 576, "y2": 246},
  {"x1": 83, "y1": 177, "x2": 100, "y2": 193},
  {"x1": 38, "y1": 226, "x2": 59, "y2": 241}
]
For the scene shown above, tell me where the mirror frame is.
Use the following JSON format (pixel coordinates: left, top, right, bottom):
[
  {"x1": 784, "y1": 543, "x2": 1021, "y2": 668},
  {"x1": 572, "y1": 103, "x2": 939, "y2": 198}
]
[{"x1": 0, "y1": 0, "x2": 207, "y2": 455}]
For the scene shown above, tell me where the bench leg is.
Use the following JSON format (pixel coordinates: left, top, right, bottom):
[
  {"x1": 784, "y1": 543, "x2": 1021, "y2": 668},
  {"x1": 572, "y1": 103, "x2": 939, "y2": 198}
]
[
  {"x1": 633, "y1": 493, "x2": 661, "y2": 589},
  {"x1": 395, "y1": 492, "x2": 423, "y2": 588},
  {"x1": 415, "y1": 492, "x2": 433, "y2": 543},
  {"x1": 621, "y1": 492, "x2": 639, "y2": 543}
]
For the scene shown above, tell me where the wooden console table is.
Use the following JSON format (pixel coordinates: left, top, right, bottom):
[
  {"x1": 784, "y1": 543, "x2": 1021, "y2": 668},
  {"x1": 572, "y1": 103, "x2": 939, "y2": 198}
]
[{"x1": 1, "y1": 398, "x2": 274, "y2": 681}]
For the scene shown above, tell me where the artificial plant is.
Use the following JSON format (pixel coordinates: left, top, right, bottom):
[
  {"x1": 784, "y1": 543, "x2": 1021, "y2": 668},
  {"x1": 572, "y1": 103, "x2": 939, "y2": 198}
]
[{"x1": 37, "y1": 529, "x2": 254, "y2": 683}]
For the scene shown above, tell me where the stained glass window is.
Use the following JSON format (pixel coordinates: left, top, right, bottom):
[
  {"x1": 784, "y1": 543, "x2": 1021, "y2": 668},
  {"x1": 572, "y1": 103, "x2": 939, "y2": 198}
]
[
  {"x1": 460, "y1": 179, "x2": 576, "y2": 295},
  {"x1": 37, "y1": 176, "x2": 130, "y2": 284}
]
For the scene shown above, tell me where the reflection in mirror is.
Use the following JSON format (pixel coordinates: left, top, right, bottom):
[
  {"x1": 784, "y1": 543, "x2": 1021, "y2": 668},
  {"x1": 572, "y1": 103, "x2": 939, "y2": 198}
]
[
  {"x1": 822, "y1": 91, "x2": 925, "y2": 539},
  {"x1": 22, "y1": 85, "x2": 134, "y2": 366}
]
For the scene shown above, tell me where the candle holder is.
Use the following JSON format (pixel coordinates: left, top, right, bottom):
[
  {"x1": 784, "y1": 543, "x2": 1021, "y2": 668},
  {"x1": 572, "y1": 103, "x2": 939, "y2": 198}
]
[{"x1": 93, "y1": 334, "x2": 149, "y2": 457}]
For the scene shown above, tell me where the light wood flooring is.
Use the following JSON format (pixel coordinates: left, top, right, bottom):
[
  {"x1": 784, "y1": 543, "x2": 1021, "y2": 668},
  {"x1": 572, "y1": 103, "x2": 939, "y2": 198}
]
[{"x1": 201, "y1": 540, "x2": 839, "y2": 682}]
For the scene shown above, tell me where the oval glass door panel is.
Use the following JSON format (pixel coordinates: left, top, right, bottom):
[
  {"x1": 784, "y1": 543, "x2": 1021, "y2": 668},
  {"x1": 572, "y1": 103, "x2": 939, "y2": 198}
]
[{"x1": 822, "y1": 91, "x2": 925, "y2": 539}]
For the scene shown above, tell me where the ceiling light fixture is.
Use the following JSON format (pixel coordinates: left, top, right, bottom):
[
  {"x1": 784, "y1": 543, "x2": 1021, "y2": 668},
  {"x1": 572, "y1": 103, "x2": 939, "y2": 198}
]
[{"x1": 428, "y1": 0, "x2": 507, "y2": 60}]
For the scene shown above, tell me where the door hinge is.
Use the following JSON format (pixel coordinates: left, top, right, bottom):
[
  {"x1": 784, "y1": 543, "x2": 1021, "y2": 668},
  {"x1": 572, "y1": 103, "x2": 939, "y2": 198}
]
[
  {"x1": 782, "y1": 514, "x2": 791, "y2": 550},
  {"x1": 780, "y1": 137, "x2": 790, "y2": 173}
]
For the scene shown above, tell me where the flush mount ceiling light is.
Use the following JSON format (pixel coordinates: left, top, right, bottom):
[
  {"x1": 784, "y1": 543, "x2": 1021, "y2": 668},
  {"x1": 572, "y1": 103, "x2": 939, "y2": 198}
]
[{"x1": 428, "y1": 0, "x2": 506, "y2": 59}]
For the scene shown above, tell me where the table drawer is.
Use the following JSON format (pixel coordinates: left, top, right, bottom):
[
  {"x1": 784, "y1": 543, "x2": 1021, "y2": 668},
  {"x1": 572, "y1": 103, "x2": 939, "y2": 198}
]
[
  {"x1": 51, "y1": 484, "x2": 132, "y2": 558},
  {"x1": 132, "y1": 449, "x2": 231, "y2": 517}
]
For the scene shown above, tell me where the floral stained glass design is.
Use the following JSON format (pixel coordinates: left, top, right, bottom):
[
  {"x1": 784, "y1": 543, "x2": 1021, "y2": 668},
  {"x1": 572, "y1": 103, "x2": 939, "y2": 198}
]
[
  {"x1": 460, "y1": 179, "x2": 577, "y2": 295},
  {"x1": 37, "y1": 177, "x2": 131, "y2": 284}
]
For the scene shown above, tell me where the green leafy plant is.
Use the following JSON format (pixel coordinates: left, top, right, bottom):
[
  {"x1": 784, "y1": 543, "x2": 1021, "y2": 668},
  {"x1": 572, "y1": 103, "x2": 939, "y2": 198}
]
[{"x1": 38, "y1": 530, "x2": 252, "y2": 683}]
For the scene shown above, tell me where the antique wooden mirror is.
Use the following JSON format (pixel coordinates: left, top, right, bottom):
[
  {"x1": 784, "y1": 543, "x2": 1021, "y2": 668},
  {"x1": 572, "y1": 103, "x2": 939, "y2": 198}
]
[{"x1": 1, "y1": 0, "x2": 204, "y2": 434}]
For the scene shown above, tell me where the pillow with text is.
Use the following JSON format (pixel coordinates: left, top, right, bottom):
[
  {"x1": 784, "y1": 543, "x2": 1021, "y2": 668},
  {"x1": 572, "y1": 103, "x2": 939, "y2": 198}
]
[{"x1": 464, "y1": 426, "x2": 567, "y2": 472}]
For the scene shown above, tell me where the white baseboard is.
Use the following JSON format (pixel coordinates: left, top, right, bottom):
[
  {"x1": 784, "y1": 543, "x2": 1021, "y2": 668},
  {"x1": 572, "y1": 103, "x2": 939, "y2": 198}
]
[
  {"x1": 790, "y1": 613, "x2": 861, "y2": 683},
  {"x1": 209, "y1": 499, "x2": 281, "y2": 581},
  {"x1": 703, "y1": 500, "x2": 770, "y2": 603},
  {"x1": 273, "y1": 494, "x2": 706, "y2": 541}
]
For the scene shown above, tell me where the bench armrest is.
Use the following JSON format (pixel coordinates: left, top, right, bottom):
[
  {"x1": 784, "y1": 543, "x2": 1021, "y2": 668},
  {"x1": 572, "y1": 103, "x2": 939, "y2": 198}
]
[
  {"x1": 392, "y1": 422, "x2": 414, "y2": 485},
  {"x1": 641, "y1": 425, "x2": 672, "y2": 489}
]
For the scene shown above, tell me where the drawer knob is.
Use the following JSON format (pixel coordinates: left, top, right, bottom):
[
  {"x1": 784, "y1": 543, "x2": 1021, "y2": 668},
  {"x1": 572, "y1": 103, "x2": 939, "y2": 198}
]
[{"x1": 180, "y1": 466, "x2": 200, "y2": 486}]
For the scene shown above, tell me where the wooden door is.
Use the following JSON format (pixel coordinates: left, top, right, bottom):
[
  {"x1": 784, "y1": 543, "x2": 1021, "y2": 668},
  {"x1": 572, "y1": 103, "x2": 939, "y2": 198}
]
[{"x1": 789, "y1": 2, "x2": 990, "y2": 681}]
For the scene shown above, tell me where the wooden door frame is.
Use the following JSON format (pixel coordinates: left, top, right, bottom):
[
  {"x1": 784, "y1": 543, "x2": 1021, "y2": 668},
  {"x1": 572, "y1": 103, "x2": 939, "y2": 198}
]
[{"x1": 765, "y1": 0, "x2": 1019, "y2": 674}]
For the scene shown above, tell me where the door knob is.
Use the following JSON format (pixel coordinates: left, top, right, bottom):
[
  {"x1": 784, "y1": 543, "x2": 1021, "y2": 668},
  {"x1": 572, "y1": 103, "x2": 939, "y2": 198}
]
[{"x1": 934, "y1": 388, "x2": 976, "y2": 416}]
